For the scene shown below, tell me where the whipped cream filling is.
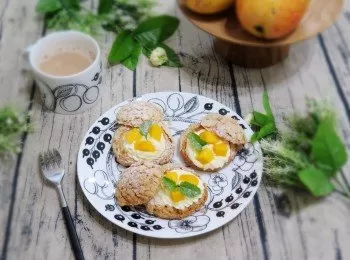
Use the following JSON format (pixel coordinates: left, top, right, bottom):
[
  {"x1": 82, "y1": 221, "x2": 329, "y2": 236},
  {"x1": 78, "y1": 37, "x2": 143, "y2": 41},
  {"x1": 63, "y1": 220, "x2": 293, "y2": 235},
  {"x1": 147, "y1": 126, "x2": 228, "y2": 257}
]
[
  {"x1": 124, "y1": 133, "x2": 166, "y2": 160},
  {"x1": 186, "y1": 129, "x2": 230, "y2": 170}
]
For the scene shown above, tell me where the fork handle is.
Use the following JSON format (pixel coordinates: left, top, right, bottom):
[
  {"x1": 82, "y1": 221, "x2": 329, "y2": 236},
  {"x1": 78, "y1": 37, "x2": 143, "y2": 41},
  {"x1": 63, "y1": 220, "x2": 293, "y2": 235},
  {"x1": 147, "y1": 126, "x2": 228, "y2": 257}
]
[{"x1": 62, "y1": 206, "x2": 85, "y2": 260}]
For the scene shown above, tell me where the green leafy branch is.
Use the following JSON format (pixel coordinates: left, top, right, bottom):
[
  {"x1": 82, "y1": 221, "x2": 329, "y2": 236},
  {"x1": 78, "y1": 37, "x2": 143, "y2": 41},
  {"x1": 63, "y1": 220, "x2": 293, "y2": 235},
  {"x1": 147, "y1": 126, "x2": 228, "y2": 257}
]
[
  {"x1": 36, "y1": 0, "x2": 181, "y2": 70},
  {"x1": 108, "y1": 15, "x2": 182, "y2": 70},
  {"x1": 162, "y1": 177, "x2": 201, "y2": 198},
  {"x1": 0, "y1": 107, "x2": 32, "y2": 156},
  {"x1": 248, "y1": 92, "x2": 349, "y2": 198},
  {"x1": 36, "y1": 0, "x2": 102, "y2": 35}
]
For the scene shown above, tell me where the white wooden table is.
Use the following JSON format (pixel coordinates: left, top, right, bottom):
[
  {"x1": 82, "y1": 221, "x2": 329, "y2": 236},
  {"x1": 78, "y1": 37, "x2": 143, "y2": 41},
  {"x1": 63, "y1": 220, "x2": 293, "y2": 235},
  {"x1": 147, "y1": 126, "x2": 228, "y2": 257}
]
[{"x1": 1, "y1": 0, "x2": 350, "y2": 259}]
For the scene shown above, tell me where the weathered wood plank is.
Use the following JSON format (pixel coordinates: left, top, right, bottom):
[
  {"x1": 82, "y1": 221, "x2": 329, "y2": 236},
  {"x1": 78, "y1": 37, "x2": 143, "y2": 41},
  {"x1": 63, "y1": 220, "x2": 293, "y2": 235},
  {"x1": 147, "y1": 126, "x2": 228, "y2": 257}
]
[
  {"x1": 318, "y1": 1, "x2": 350, "y2": 119},
  {"x1": 3, "y1": 0, "x2": 135, "y2": 256},
  {"x1": 0, "y1": 0, "x2": 43, "y2": 254},
  {"x1": 2, "y1": 0, "x2": 350, "y2": 259},
  {"x1": 4, "y1": 38, "x2": 135, "y2": 260}
]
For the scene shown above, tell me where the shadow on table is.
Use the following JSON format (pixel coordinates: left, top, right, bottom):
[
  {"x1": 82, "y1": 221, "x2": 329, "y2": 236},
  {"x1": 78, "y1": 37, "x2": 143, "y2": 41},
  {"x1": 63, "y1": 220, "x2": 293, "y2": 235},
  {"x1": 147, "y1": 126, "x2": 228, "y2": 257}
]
[
  {"x1": 269, "y1": 186, "x2": 327, "y2": 218},
  {"x1": 177, "y1": 39, "x2": 315, "y2": 91}
]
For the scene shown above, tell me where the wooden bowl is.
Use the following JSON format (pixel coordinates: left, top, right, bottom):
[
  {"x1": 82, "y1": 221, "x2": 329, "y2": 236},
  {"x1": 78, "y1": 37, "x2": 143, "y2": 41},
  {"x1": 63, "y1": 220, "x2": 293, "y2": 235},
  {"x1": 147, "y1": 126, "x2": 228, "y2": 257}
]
[{"x1": 178, "y1": 0, "x2": 344, "y2": 68}]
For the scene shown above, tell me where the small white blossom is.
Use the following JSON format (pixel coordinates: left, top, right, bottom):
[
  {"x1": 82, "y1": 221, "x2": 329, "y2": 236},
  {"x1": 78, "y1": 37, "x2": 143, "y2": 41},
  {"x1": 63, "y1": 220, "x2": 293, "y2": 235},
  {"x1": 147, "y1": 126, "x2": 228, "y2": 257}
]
[
  {"x1": 244, "y1": 113, "x2": 253, "y2": 125},
  {"x1": 149, "y1": 47, "x2": 168, "y2": 67},
  {"x1": 6, "y1": 118, "x2": 13, "y2": 125}
]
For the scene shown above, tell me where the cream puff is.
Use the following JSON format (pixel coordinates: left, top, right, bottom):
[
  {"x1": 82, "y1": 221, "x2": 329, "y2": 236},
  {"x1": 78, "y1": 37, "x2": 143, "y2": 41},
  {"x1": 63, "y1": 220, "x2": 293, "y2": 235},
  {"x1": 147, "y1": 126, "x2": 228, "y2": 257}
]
[
  {"x1": 180, "y1": 114, "x2": 246, "y2": 172},
  {"x1": 112, "y1": 101, "x2": 174, "y2": 166},
  {"x1": 145, "y1": 164, "x2": 208, "y2": 219},
  {"x1": 116, "y1": 162, "x2": 163, "y2": 206}
]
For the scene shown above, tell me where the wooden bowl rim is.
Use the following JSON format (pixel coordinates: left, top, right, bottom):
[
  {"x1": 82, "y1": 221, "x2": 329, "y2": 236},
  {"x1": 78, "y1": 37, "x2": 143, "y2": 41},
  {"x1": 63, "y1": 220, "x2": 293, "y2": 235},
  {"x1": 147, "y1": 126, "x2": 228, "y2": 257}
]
[{"x1": 178, "y1": 0, "x2": 344, "y2": 47}]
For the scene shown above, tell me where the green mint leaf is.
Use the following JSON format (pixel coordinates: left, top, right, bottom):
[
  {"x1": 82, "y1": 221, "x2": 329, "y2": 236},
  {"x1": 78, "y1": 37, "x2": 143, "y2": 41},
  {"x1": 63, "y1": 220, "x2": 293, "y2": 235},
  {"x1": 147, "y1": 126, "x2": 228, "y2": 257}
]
[
  {"x1": 142, "y1": 45, "x2": 153, "y2": 57},
  {"x1": 98, "y1": 0, "x2": 113, "y2": 14},
  {"x1": 134, "y1": 15, "x2": 180, "y2": 46},
  {"x1": 108, "y1": 31, "x2": 137, "y2": 65},
  {"x1": 311, "y1": 118, "x2": 348, "y2": 174},
  {"x1": 135, "y1": 28, "x2": 162, "y2": 47},
  {"x1": 122, "y1": 42, "x2": 142, "y2": 71},
  {"x1": 188, "y1": 132, "x2": 207, "y2": 151},
  {"x1": 250, "y1": 122, "x2": 276, "y2": 142},
  {"x1": 139, "y1": 120, "x2": 152, "y2": 137},
  {"x1": 263, "y1": 91, "x2": 274, "y2": 121},
  {"x1": 162, "y1": 177, "x2": 177, "y2": 191},
  {"x1": 251, "y1": 111, "x2": 270, "y2": 127},
  {"x1": 298, "y1": 167, "x2": 334, "y2": 197},
  {"x1": 178, "y1": 182, "x2": 201, "y2": 198},
  {"x1": 36, "y1": 0, "x2": 62, "y2": 13}
]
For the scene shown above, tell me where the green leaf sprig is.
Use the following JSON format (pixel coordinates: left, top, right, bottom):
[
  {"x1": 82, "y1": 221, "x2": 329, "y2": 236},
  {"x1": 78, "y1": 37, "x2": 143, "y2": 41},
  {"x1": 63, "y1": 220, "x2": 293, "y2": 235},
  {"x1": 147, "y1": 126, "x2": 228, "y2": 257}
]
[
  {"x1": 0, "y1": 107, "x2": 32, "y2": 155},
  {"x1": 139, "y1": 120, "x2": 152, "y2": 137},
  {"x1": 162, "y1": 177, "x2": 201, "y2": 198},
  {"x1": 108, "y1": 15, "x2": 182, "y2": 70},
  {"x1": 255, "y1": 97, "x2": 349, "y2": 198},
  {"x1": 187, "y1": 132, "x2": 207, "y2": 152},
  {"x1": 248, "y1": 91, "x2": 277, "y2": 142}
]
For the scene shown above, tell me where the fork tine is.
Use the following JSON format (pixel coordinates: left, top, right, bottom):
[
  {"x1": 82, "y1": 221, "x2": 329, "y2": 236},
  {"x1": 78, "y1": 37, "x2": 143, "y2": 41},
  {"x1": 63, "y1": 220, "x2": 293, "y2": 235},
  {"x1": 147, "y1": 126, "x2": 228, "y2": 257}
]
[
  {"x1": 44, "y1": 151, "x2": 52, "y2": 170},
  {"x1": 39, "y1": 153, "x2": 45, "y2": 170},
  {"x1": 53, "y1": 149, "x2": 62, "y2": 167}
]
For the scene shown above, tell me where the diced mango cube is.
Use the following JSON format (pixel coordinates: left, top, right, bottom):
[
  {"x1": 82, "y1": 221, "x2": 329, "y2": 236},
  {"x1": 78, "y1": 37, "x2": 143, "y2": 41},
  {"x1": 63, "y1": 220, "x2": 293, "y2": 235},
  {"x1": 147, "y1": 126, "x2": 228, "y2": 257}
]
[
  {"x1": 125, "y1": 128, "x2": 142, "y2": 144},
  {"x1": 213, "y1": 142, "x2": 229, "y2": 156},
  {"x1": 165, "y1": 171, "x2": 178, "y2": 183},
  {"x1": 171, "y1": 191, "x2": 185, "y2": 203},
  {"x1": 199, "y1": 131, "x2": 220, "y2": 144},
  {"x1": 134, "y1": 140, "x2": 156, "y2": 152},
  {"x1": 179, "y1": 174, "x2": 199, "y2": 186},
  {"x1": 149, "y1": 124, "x2": 163, "y2": 141},
  {"x1": 196, "y1": 148, "x2": 214, "y2": 165}
]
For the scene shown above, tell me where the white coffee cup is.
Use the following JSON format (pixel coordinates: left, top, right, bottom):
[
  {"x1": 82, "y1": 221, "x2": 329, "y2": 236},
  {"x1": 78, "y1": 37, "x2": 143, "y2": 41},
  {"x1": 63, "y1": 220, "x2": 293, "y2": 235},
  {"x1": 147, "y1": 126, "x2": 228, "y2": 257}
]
[{"x1": 26, "y1": 31, "x2": 102, "y2": 114}]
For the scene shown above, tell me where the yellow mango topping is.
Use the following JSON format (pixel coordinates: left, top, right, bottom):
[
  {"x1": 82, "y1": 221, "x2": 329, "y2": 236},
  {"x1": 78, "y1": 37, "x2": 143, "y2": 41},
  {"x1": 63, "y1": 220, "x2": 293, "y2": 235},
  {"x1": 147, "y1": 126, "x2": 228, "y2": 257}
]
[
  {"x1": 213, "y1": 142, "x2": 229, "y2": 156},
  {"x1": 164, "y1": 171, "x2": 178, "y2": 183},
  {"x1": 196, "y1": 148, "x2": 214, "y2": 165},
  {"x1": 125, "y1": 128, "x2": 142, "y2": 144},
  {"x1": 199, "y1": 130, "x2": 220, "y2": 144},
  {"x1": 179, "y1": 174, "x2": 199, "y2": 186},
  {"x1": 171, "y1": 191, "x2": 185, "y2": 203},
  {"x1": 149, "y1": 124, "x2": 163, "y2": 141},
  {"x1": 134, "y1": 140, "x2": 156, "y2": 152}
]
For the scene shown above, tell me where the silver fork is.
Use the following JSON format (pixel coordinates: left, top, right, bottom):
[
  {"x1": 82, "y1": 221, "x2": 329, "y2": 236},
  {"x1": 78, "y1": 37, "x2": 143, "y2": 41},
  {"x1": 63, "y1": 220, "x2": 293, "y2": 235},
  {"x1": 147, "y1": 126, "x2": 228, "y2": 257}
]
[{"x1": 39, "y1": 149, "x2": 85, "y2": 260}]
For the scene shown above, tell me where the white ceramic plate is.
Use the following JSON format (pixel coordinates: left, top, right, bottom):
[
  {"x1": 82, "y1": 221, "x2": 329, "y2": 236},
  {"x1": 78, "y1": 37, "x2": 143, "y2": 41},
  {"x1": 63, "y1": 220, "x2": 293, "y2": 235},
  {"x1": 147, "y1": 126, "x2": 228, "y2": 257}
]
[{"x1": 77, "y1": 92, "x2": 263, "y2": 239}]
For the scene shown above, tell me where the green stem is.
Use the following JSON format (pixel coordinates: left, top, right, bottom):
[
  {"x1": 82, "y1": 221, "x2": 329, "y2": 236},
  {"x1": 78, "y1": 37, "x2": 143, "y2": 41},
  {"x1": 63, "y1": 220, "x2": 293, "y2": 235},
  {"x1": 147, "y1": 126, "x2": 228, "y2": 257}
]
[{"x1": 334, "y1": 189, "x2": 350, "y2": 199}]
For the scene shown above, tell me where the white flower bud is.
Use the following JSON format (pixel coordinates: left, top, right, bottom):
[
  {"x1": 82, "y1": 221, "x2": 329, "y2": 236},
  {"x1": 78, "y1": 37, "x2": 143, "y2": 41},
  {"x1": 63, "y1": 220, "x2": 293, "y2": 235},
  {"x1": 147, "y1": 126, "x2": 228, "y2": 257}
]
[
  {"x1": 149, "y1": 47, "x2": 168, "y2": 67},
  {"x1": 244, "y1": 113, "x2": 253, "y2": 125}
]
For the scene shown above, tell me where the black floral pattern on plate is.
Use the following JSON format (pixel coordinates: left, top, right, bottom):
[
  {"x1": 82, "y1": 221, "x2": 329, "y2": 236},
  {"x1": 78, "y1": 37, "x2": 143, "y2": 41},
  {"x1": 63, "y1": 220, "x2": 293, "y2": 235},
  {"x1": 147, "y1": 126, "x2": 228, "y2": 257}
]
[
  {"x1": 168, "y1": 216, "x2": 210, "y2": 233},
  {"x1": 113, "y1": 205, "x2": 164, "y2": 231},
  {"x1": 208, "y1": 174, "x2": 228, "y2": 194},
  {"x1": 232, "y1": 143, "x2": 259, "y2": 172},
  {"x1": 83, "y1": 117, "x2": 116, "y2": 168}
]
